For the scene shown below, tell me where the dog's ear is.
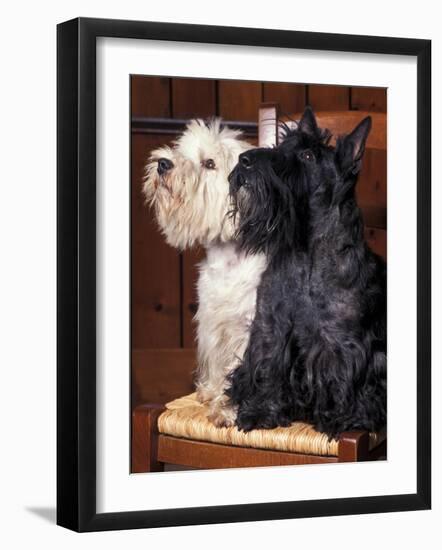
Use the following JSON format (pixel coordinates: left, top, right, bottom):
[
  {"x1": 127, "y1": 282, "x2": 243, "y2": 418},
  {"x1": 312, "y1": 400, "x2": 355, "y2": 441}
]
[
  {"x1": 336, "y1": 116, "x2": 372, "y2": 176},
  {"x1": 297, "y1": 106, "x2": 319, "y2": 137}
]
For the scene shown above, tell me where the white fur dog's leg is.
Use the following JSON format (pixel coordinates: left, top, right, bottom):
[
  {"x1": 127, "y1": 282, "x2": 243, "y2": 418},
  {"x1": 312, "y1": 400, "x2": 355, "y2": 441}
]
[
  {"x1": 195, "y1": 346, "x2": 242, "y2": 428},
  {"x1": 195, "y1": 243, "x2": 266, "y2": 427}
]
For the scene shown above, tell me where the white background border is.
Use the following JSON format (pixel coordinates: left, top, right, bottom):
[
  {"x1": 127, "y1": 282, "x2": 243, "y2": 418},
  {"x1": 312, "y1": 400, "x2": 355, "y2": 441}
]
[{"x1": 97, "y1": 37, "x2": 417, "y2": 513}]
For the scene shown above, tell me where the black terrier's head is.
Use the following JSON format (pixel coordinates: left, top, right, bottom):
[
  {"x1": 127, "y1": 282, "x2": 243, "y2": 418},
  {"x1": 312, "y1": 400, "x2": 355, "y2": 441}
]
[{"x1": 229, "y1": 106, "x2": 371, "y2": 256}]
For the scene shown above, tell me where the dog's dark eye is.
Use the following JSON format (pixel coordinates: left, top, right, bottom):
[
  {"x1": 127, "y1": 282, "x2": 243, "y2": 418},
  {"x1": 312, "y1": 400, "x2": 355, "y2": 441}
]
[
  {"x1": 300, "y1": 150, "x2": 315, "y2": 162},
  {"x1": 202, "y1": 159, "x2": 216, "y2": 170}
]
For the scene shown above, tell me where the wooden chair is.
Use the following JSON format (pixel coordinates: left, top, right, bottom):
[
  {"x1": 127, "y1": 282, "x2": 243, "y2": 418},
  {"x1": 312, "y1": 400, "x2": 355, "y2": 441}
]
[
  {"x1": 131, "y1": 104, "x2": 387, "y2": 474},
  {"x1": 132, "y1": 396, "x2": 386, "y2": 472}
]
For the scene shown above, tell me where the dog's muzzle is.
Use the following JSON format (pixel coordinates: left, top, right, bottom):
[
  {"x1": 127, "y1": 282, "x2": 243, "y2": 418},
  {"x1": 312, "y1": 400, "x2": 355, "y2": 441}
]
[
  {"x1": 157, "y1": 158, "x2": 174, "y2": 176},
  {"x1": 230, "y1": 148, "x2": 276, "y2": 197}
]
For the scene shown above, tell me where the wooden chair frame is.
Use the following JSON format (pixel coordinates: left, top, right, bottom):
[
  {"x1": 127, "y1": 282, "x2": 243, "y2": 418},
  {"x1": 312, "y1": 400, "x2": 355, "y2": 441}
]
[
  {"x1": 131, "y1": 404, "x2": 386, "y2": 473},
  {"x1": 258, "y1": 103, "x2": 387, "y2": 148}
]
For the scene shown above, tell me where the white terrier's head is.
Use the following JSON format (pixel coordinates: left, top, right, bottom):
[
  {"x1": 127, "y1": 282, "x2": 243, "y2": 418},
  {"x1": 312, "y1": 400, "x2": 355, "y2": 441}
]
[{"x1": 143, "y1": 119, "x2": 252, "y2": 249}]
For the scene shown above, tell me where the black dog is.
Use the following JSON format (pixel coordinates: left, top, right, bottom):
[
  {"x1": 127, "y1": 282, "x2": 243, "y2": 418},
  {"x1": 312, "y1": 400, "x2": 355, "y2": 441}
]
[{"x1": 227, "y1": 107, "x2": 386, "y2": 438}]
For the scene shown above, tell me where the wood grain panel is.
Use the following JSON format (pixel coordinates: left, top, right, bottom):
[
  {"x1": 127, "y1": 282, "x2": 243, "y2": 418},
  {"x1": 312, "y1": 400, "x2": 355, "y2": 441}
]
[
  {"x1": 131, "y1": 75, "x2": 170, "y2": 117},
  {"x1": 364, "y1": 227, "x2": 387, "y2": 260},
  {"x1": 218, "y1": 80, "x2": 262, "y2": 120},
  {"x1": 172, "y1": 78, "x2": 216, "y2": 118},
  {"x1": 182, "y1": 248, "x2": 206, "y2": 348},
  {"x1": 131, "y1": 134, "x2": 181, "y2": 349},
  {"x1": 351, "y1": 87, "x2": 387, "y2": 112},
  {"x1": 308, "y1": 84, "x2": 350, "y2": 110},
  {"x1": 263, "y1": 82, "x2": 306, "y2": 114},
  {"x1": 132, "y1": 348, "x2": 196, "y2": 408},
  {"x1": 357, "y1": 149, "x2": 387, "y2": 208}
]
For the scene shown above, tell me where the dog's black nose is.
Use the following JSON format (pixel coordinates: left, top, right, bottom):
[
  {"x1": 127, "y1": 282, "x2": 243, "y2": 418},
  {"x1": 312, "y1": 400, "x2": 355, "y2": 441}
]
[
  {"x1": 157, "y1": 158, "x2": 174, "y2": 175},
  {"x1": 239, "y1": 152, "x2": 253, "y2": 168}
]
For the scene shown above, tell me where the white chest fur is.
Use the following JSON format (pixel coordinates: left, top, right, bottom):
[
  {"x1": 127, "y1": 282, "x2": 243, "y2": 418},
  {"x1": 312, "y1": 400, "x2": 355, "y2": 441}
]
[{"x1": 195, "y1": 242, "x2": 267, "y2": 402}]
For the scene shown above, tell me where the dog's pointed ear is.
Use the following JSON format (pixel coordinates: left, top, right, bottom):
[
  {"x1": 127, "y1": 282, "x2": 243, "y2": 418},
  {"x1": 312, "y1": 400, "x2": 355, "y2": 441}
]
[
  {"x1": 337, "y1": 116, "x2": 372, "y2": 175},
  {"x1": 297, "y1": 106, "x2": 319, "y2": 136}
]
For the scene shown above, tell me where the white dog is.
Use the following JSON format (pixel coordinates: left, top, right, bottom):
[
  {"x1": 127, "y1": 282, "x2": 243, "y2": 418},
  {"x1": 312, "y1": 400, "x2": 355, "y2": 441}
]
[{"x1": 143, "y1": 119, "x2": 266, "y2": 426}]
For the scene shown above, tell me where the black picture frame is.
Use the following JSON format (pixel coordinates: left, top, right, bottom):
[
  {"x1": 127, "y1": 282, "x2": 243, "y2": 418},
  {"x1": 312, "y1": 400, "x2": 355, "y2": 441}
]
[{"x1": 57, "y1": 17, "x2": 431, "y2": 532}]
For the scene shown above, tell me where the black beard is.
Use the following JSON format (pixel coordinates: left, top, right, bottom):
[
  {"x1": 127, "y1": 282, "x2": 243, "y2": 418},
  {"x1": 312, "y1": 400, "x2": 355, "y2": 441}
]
[{"x1": 229, "y1": 161, "x2": 310, "y2": 258}]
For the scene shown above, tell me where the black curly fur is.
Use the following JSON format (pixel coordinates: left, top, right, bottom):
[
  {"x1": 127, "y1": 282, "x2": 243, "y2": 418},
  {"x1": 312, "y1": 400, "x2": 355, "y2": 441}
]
[{"x1": 227, "y1": 106, "x2": 386, "y2": 439}]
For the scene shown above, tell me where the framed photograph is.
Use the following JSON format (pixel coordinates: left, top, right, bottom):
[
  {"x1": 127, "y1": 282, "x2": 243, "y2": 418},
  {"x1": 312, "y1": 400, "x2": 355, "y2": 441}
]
[{"x1": 57, "y1": 17, "x2": 431, "y2": 532}]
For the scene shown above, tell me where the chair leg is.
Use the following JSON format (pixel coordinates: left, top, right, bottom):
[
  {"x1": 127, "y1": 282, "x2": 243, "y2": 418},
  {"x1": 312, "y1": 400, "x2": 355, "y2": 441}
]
[
  {"x1": 338, "y1": 431, "x2": 370, "y2": 462},
  {"x1": 369, "y1": 439, "x2": 387, "y2": 461},
  {"x1": 131, "y1": 404, "x2": 166, "y2": 473}
]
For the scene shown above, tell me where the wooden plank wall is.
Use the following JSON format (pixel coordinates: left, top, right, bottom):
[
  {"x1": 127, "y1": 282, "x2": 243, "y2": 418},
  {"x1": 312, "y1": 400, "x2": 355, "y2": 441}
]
[{"x1": 131, "y1": 77, "x2": 387, "y2": 407}]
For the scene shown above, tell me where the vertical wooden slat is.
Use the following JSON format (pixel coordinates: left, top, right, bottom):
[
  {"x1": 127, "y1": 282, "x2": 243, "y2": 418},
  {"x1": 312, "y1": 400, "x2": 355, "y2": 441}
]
[
  {"x1": 308, "y1": 84, "x2": 350, "y2": 110},
  {"x1": 259, "y1": 103, "x2": 279, "y2": 147},
  {"x1": 218, "y1": 80, "x2": 262, "y2": 120},
  {"x1": 131, "y1": 134, "x2": 181, "y2": 348},
  {"x1": 172, "y1": 78, "x2": 216, "y2": 118},
  {"x1": 357, "y1": 149, "x2": 387, "y2": 209},
  {"x1": 131, "y1": 75, "x2": 170, "y2": 117},
  {"x1": 131, "y1": 75, "x2": 182, "y2": 352},
  {"x1": 263, "y1": 82, "x2": 306, "y2": 114},
  {"x1": 351, "y1": 87, "x2": 387, "y2": 112}
]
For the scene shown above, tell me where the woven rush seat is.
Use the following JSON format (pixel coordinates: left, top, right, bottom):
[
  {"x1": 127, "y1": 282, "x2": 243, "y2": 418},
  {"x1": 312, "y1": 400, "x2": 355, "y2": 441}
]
[{"x1": 157, "y1": 393, "x2": 385, "y2": 457}]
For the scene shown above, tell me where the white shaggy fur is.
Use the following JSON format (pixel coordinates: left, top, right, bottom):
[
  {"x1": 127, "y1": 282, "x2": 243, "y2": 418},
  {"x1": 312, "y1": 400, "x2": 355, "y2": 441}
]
[
  {"x1": 144, "y1": 120, "x2": 243, "y2": 248},
  {"x1": 195, "y1": 243, "x2": 267, "y2": 425},
  {"x1": 143, "y1": 119, "x2": 266, "y2": 426}
]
